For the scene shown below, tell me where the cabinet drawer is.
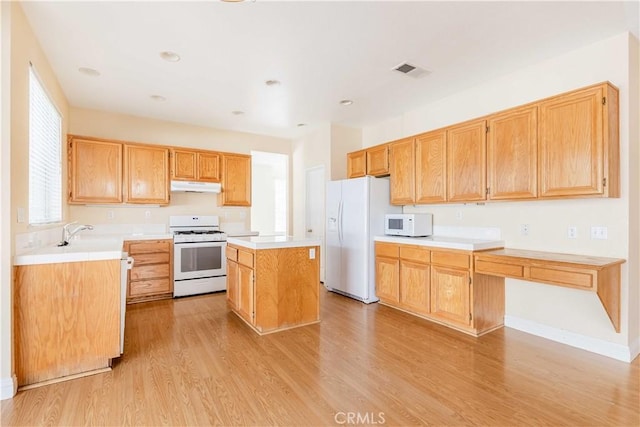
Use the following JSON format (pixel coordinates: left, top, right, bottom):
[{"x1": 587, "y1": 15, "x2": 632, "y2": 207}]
[
  {"x1": 475, "y1": 259, "x2": 524, "y2": 278},
  {"x1": 226, "y1": 246, "x2": 238, "y2": 262},
  {"x1": 129, "y1": 278, "x2": 171, "y2": 297},
  {"x1": 376, "y1": 242, "x2": 399, "y2": 258},
  {"x1": 128, "y1": 241, "x2": 170, "y2": 254},
  {"x1": 131, "y1": 263, "x2": 170, "y2": 281},
  {"x1": 431, "y1": 251, "x2": 470, "y2": 269},
  {"x1": 529, "y1": 266, "x2": 595, "y2": 290},
  {"x1": 238, "y1": 250, "x2": 254, "y2": 268},
  {"x1": 131, "y1": 252, "x2": 170, "y2": 266},
  {"x1": 399, "y1": 246, "x2": 430, "y2": 264}
]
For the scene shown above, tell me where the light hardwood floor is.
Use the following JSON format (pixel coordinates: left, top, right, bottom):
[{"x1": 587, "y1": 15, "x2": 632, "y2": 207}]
[{"x1": 2, "y1": 289, "x2": 639, "y2": 426}]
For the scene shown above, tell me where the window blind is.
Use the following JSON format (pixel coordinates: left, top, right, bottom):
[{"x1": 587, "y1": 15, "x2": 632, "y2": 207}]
[{"x1": 29, "y1": 66, "x2": 62, "y2": 225}]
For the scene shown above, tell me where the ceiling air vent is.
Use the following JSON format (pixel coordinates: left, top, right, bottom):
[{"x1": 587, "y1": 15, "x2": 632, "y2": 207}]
[{"x1": 392, "y1": 62, "x2": 431, "y2": 79}]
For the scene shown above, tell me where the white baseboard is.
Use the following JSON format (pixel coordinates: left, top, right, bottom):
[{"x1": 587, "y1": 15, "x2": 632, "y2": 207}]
[
  {"x1": 504, "y1": 315, "x2": 635, "y2": 363},
  {"x1": 0, "y1": 374, "x2": 17, "y2": 400}
]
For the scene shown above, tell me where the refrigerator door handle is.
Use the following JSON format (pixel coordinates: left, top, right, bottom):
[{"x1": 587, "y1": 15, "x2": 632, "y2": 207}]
[{"x1": 338, "y1": 200, "x2": 343, "y2": 244}]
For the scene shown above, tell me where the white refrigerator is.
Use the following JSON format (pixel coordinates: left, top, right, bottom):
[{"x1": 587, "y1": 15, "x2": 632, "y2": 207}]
[{"x1": 325, "y1": 176, "x2": 401, "y2": 303}]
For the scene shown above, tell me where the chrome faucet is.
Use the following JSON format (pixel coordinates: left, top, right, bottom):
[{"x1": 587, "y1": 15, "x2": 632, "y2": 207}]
[{"x1": 59, "y1": 222, "x2": 94, "y2": 246}]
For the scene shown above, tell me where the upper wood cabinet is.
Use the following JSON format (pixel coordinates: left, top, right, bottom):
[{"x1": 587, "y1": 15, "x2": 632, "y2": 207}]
[
  {"x1": 124, "y1": 144, "x2": 170, "y2": 204},
  {"x1": 68, "y1": 136, "x2": 123, "y2": 204},
  {"x1": 347, "y1": 150, "x2": 367, "y2": 179},
  {"x1": 538, "y1": 83, "x2": 619, "y2": 198},
  {"x1": 487, "y1": 106, "x2": 537, "y2": 200},
  {"x1": 366, "y1": 144, "x2": 390, "y2": 177},
  {"x1": 389, "y1": 138, "x2": 415, "y2": 205},
  {"x1": 171, "y1": 149, "x2": 221, "y2": 182},
  {"x1": 220, "y1": 153, "x2": 251, "y2": 206},
  {"x1": 415, "y1": 130, "x2": 447, "y2": 204},
  {"x1": 347, "y1": 144, "x2": 390, "y2": 178},
  {"x1": 447, "y1": 119, "x2": 487, "y2": 202}
]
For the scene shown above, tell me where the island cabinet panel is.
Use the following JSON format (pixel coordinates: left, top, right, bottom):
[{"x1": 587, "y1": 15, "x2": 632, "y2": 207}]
[
  {"x1": 487, "y1": 106, "x2": 538, "y2": 200},
  {"x1": 447, "y1": 119, "x2": 487, "y2": 202},
  {"x1": 226, "y1": 243, "x2": 320, "y2": 334},
  {"x1": 389, "y1": 137, "x2": 416, "y2": 205},
  {"x1": 68, "y1": 136, "x2": 123, "y2": 204},
  {"x1": 538, "y1": 83, "x2": 619, "y2": 198},
  {"x1": 124, "y1": 144, "x2": 170, "y2": 204},
  {"x1": 415, "y1": 130, "x2": 447, "y2": 204},
  {"x1": 254, "y1": 247, "x2": 320, "y2": 332},
  {"x1": 15, "y1": 260, "x2": 120, "y2": 386}
]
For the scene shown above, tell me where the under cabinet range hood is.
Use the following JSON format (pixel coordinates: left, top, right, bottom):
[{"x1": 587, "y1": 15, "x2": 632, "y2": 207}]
[{"x1": 170, "y1": 181, "x2": 222, "y2": 193}]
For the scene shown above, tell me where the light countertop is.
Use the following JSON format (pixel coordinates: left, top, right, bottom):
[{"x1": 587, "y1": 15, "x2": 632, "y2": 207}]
[
  {"x1": 374, "y1": 235, "x2": 504, "y2": 251},
  {"x1": 227, "y1": 235, "x2": 321, "y2": 250},
  {"x1": 14, "y1": 233, "x2": 174, "y2": 266}
]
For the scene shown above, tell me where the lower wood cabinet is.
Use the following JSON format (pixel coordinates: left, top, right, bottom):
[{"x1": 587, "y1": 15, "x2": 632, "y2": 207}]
[
  {"x1": 125, "y1": 239, "x2": 173, "y2": 304},
  {"x1": 226, "y1": 243, "x2": 320, "y2": 334},
  {"x1": 14, "y1": 260, "x2": 121, "y2": 386},
  {"x1": 375, "y1": 241, "x2": 505, "y2": 337}
]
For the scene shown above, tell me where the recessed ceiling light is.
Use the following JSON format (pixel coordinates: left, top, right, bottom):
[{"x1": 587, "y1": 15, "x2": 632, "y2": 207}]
[
  {"x1": 265, "y1": 79, "x2": 281, "y2": 87},
  {"x1": 159, "y1": 51, "x2": 181, "y2": 62},
  {"x1": 231, "y1": 110, "x2": 244, "y2": 116},
  {"x1": 150, "y1": 95, "x2": 166, "y2": 101},
  {"x1": 221, "y1": 0, "x2": 245, "y2": 2},
  {"x1": 339, "y1": 99, "x2": 354, "y2": 106},
  {"x1": 78, "y1": 67, "x2": 100, "y2": 77}
]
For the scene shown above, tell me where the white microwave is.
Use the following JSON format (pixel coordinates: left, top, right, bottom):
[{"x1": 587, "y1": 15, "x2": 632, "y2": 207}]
[{"x1": 385, "y1": 213, "x2": 433, "y2": 237}]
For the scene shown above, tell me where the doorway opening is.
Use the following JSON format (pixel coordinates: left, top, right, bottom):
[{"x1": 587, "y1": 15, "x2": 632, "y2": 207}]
[{"x1": 251, "y1": 151, "x2": 288, "y2": 235}]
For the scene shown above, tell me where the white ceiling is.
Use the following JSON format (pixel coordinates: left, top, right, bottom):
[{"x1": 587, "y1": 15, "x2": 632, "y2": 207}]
[{"x1": 21, "y1": 1, "x2": 638, "y2": 139}]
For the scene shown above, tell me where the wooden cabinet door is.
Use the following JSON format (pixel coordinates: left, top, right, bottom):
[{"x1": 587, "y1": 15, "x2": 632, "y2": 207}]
[
  {"x1": 430, "y1": 265, "x2": 471, "y2": 327},
  {"x1": 347, "y1": 150, "x2": 366, "y2": 178},
  {"x1": 400, "y1": 260, "x2": 430, "y2": 315},
  {"x1": 172, "y1": 149, "x2": 196, "y2": 181},
  {"x1": 375, "y1": 256, "x2": 400, "y2": 304},
  {"x1": 238, "y1": 264, "x2": 254, "y2": 323},
  {"x1": 197, "y1": 152, "x2": 221, "y2": 182},
  {"x1": 415, "y1": 130, "x2": 447, "y2": 204},
  {"x1": 539, "y1": 85, "x2": 605, "y2": 197},
  {"x1": 124, "y1": 145, "x2": 170, "y2": 204},
  {"x1": 68, "y1": 137, "x2": 123, "y2": 203},
  {"x1": 487, "y1": 106, "x2": 537, "y2": 200},
  {"x1": 220, "y1": 154, "x2": 251, "y2": 206},
  {"x1": 389, "y1": 137, "x2": 415, "y2": 205},
  {"x1": 227, "y1": 260, "x2": 239, "y2": 310},
  {"x1": 447, "y1": 120, "x2": 487, "y2": 202},
  {"x1": 366, "y1": 145, "x2": 390, "y2": 176}
]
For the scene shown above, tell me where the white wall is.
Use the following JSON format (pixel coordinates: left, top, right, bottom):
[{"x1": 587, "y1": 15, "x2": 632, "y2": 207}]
[
  {"x1": 292, "y1": 123, "x2": 331, "y2": 236},
  {"x1": 330, "y1": 124, "x2": 361, "y2": 180},
  {"x1": 362, "y1": 32, "x2": 639, "y2": 360},
  {"x1": 0, "y1": 0, "x2": 15, "y2": 400}
]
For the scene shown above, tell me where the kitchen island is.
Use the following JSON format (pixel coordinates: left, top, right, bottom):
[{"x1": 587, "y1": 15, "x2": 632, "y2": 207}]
[{"x1": 226, "y1": 236, "x2": 321, "y2": 335}]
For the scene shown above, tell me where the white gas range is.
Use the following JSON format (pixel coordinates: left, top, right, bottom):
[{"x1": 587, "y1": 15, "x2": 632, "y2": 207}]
[{"x1": 169, "y1": 215, "x2": 227, "y2": 297}]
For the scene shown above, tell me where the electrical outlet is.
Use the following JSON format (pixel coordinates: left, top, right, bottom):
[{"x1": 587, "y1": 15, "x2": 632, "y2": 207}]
[
  {"x1": 456, "y1": 210, "x2": 463, "y2": 220},
  {"x1": 591, "y1": 226, "x2": 608, "y2": 240},
  {"x1": 309, "y1": 248, "x2": 316, "y2": 259},
  {"x1": 567, "y1": 226, "x2": 577, "y2": 239},
  {"x1": 520, "y1": 224, "x2": 529, "y2": 236},
  {"x1": 145, "y1": 210, "x2": 151, "y2": 219},
  {"x1": 107, "y1": 210, "x2": 115, "y2": 220}
]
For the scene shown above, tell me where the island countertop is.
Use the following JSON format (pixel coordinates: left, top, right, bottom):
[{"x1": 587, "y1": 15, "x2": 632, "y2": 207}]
[{"x1": 227, "y1": 235, "x2": 321, "y2": 250}]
